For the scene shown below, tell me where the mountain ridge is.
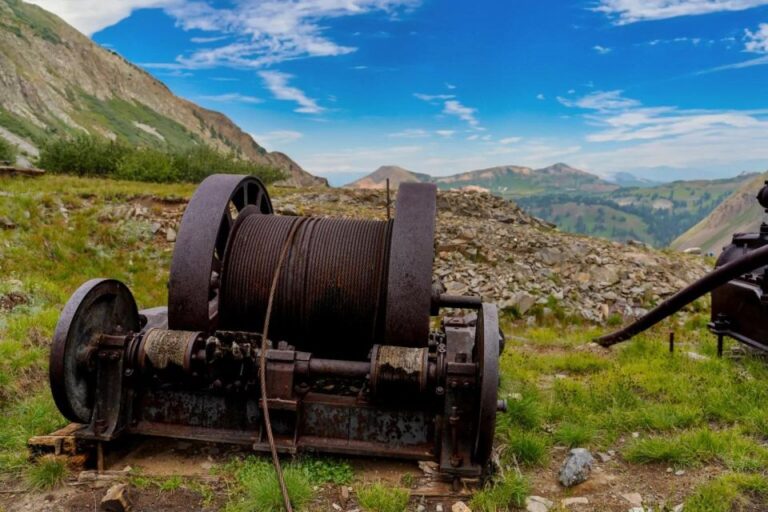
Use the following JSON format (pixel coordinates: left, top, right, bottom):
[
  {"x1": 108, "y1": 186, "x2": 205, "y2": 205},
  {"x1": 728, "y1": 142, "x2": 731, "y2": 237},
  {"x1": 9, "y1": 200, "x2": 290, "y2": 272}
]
[{"x1": 0, "y1": 0, "x2": 325, "y2": 187}]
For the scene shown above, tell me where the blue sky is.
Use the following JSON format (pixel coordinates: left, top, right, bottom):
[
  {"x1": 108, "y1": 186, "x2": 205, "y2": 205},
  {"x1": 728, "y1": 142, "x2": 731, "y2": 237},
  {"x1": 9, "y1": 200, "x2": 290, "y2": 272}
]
[{"x1": 30, "y1": 0, "x2": 768, "y2": 185}]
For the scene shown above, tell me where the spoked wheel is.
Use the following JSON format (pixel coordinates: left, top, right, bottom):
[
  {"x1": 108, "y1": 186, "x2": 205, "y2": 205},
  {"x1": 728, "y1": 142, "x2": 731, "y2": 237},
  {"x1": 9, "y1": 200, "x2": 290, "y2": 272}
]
[
  {"x1": 50, "y1": 279, "x2": 139, "y2": 424},
  {"x1": 168, "y1": 174, "x2": 272, "y2": 332},
  {"x1": 474, "y1": 303, "x2": 500, "y2": 469}
]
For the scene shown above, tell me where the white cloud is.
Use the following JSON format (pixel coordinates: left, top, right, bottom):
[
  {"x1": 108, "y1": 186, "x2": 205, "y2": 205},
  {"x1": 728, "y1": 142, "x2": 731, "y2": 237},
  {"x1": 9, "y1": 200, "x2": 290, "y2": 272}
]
[
  {"x1": 198, "y1": 93, "x2": 262, "y2": 104},
  {"x1": 259, "y1": 71, "x2": 323, "y2": 114},
  {"x1": 594, "y1": 0, "x2": 768, "y2": 24},
  {"x1": 560, "y1": 89, "x2": 768, "y2": 172},
  {"x1": 466, "y1": 134, "x2": 480, "y2": 141},
  {"x1": 745, "y1": 23, "x2": 768, "y2": 53},
  {"x1": 593, "y1": 45, "x2": 612, "y2": 54},
  {"x1": 190, "y1": 35, "x2": 227, "y2": 43},
  {"x1": 435, "y1": 130, "x2": 455, "y2": 137},
  {"x1": 167, "y1": 0, "x2": 420, "y2": 69},
  {"x1": 34, "y1": 0, "x2": 420, "y2": 67},
  {"x1": 445, "y1": 83, "x2": 457, "y2": 90},
  {"x1": 498, "y1": 137, "x2": 522, "y2": 145},
  {"x1": 388, "y1": 128, "x2": 430, "y2": 138},
  {"x1": 536, "y1": 93, "x2": 546, "y2": 100},
  {"x1": 699, "y1": 22, "x2": 768, "y2": 72},
  {"x1": 251, "y1": 130, "x2": 303, "y2": 150},
  {"x1": 28, "y1": 0, "x2": 178, "y2": 36},
  {"x1": 557, "y1": 90, "x2": 640, "y2": 112},
  {"x1": 414, "y1": 93, "x2": 455, "y2": 102},
  {"x1": 443, "y1": 100, "x2": 479, "y2": 127}
]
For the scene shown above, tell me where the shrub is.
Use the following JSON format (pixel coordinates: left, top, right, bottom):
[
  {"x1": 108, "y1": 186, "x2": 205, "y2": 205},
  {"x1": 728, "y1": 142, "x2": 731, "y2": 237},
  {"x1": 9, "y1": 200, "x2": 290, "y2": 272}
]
[
  {"x1": 0, "y1": 137, "x2": 18, "y2": 164},
  {"x1": 28, "y1": 455, "x2": 68, "y2": 489},
  {"x1": 38, "y1": 134, "x2": 128, "y2": 176},
  {"x1": 470, "y1": 472, "x2": 529, "y2": 512},
  {"x1": 37, "y1": 134, "x2": 285, "y2": 184}
]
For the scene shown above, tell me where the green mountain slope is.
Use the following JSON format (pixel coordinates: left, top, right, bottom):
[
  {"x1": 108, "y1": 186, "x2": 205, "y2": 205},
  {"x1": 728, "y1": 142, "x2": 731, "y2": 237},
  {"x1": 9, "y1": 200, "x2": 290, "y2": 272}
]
[
  {"x1": 672, "y1": 172, "x2": 768, "y2": 255},
  {"x1": 519, "y1": 174, "x2": 757, "y2": 247},
  {"x1": 0, "y1": 0, "x2": 324, "y2": 186}
]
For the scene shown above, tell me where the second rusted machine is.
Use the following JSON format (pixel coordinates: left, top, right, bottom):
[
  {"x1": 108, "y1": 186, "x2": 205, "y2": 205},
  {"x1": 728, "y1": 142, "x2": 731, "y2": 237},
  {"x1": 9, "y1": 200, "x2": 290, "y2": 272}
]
[{"x1": 49, "y1": 175, "x2": 505, "y2": 481}]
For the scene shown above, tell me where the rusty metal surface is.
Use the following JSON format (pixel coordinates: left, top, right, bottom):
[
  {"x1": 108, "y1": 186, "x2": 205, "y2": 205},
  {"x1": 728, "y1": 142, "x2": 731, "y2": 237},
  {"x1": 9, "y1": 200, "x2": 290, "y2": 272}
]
[
  {"x1": 168, "y1": 174, "x2": 272, "y2": 332},
  {"x1": 385, "y1": 183, "x2": 437, "y2": 346},
  {"x1": 50, "y1": 279, "x2": 139, "y2": 424},
  {"x1": 220, "y1": 210, "x2": 394, "y2": 359}
]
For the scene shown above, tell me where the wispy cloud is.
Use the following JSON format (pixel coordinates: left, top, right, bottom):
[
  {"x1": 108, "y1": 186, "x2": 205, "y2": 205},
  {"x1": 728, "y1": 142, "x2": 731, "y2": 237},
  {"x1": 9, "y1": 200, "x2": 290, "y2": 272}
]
[
  {"x1": 190, "y1": 35, "x2": 227, "y2": 43},
  {"x1": 165, "y1": 0, "x2": 420, "y2": 69},
  {"x1": 560, "y1": 89, "x2": 768, "y2": 171},
  {"x1": 593, "y1": 0, "x2": 768, "y2": 24},
  {"x1": 498, "y1": 136, "x2": 522, "y2": 145},
  {"x1": 413, "y1": 93, "x2": 455, "y2": 102},
  {"x1": 388, "y1": 128, "x2": 430, "y2": 138},
  {"x1": 251, "y1": 130, "x2": 303, "y2": 150},
  {"x1": 557, "y1": 90, "x2": 640, "y2": 112},
  {"x1": 301, "y1": 145, "x2": 423, "y2": 174},
  {"x1": 259, "y1": 71, "x2": 323, "y2": 114},
  {"x1": 593, "y1": 45, "x2": 612, "y2": 54},
  {"x1": 443, "y1": 99, "x2": 479, "y2": 127},
  {"x1": 435, "y1": 130, "x2": 455, "y2": 137},
  {"x1": 536, "y1": 93, "x2": 546, "y2": 100},
  {"x1": 198, "y1": 93, "x2": 262, "y2": 104},
  {"x1": 700, "y1": 22, "x2": 768, "y2": 72}
]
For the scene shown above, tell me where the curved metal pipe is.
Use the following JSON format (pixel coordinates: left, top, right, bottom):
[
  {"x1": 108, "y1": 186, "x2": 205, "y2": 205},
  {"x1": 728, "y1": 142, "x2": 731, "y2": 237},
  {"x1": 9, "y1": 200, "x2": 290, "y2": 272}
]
[{"x1": 596, "y1": 243, "x2": 768, "y2": 347}]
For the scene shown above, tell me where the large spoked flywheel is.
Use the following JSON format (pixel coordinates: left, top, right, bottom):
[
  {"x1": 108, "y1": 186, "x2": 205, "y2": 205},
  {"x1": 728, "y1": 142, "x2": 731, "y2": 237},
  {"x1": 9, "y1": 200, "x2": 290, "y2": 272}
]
[
  {"x1": 168, "y1": 174, "x2": 272, "y2": 332},
  {"x1": 49, "y1": 279, "x2": 139, "y2": 424}
]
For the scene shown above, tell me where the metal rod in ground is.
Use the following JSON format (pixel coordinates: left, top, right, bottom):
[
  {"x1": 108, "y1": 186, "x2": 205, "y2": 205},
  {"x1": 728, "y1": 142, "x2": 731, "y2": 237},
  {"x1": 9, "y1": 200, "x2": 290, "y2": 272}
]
[
  {"x1": 718, "y1": 334, "x2": 724, "y2": 358},
  {"x1": 669, "y1": 331, "x2": 674, "y2": 353}
]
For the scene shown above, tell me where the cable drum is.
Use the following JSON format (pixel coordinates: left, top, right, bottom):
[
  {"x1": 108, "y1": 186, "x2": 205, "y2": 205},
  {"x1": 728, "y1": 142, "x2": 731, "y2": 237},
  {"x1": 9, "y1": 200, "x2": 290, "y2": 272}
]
[{"x1": 219, "y1": 206, "x2": 395, "y2": 359}]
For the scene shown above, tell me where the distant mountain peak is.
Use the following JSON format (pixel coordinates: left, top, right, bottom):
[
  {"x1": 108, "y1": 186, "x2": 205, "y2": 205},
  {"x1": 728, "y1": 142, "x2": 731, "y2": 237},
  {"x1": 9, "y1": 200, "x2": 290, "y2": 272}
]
[{"x1": 345, "y1": 165, "x2": 430, "y2": 189}]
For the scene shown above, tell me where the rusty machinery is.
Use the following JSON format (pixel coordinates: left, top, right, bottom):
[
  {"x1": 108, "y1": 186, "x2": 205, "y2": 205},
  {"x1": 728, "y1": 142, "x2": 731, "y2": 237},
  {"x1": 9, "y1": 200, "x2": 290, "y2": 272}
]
[
  {"x1": 49, "y1": 174, "x2": 506, "y2": 481},
  {"x1": 598, "y1": 181, "x2": 768, "y2": 351}
]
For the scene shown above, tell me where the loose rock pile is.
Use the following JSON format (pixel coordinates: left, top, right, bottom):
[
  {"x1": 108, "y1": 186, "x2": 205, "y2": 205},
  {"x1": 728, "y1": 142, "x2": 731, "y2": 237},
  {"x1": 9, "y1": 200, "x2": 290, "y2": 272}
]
[{"x1": 274, "y1": 187, "x2": 711, "y2": 324}]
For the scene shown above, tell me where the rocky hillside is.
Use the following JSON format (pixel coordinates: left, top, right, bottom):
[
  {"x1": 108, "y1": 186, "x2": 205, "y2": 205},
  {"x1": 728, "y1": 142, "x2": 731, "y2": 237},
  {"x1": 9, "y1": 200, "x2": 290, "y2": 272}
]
[
  {"x1": 0, "y1": 0, "x2": 324, "y2": 187},
  {"x1": 274, "y1": 187, "x2": 710, "y2": 323},
  {"x1": 672, "y1": 171, "x2": 768, "y2": 255}
]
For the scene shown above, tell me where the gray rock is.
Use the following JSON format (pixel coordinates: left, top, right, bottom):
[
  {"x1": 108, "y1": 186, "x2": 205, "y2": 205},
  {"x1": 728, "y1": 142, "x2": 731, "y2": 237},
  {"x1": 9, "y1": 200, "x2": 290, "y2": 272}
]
[
  {"x1": 621, "y1": 493, "x2": 643, "y2": 506},
  {"x1": 562, "y1": 497, "x2": 589, "y2": 507},
  {"x1": 526, "y1": 496, "x2": 553, "y2": 512},
  {"x1": 558, "y1": 448, "x2": 594, "y2": 487},
  {"x1": 165, "y1": 226, "x2": 177, "y2": 242}
]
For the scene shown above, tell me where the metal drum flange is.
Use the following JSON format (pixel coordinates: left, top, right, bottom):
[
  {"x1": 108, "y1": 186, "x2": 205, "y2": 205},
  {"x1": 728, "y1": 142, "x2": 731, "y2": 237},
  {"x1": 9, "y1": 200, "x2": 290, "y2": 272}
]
[
  {"x1": 49, "y1": 279, "x2": 139, "y2": 424},
  {"x1": 384, "y1": 183, "x2": 437, "y2": 346},
  {"x1": 168, "y1": 174, "x2": 272, "y2": 332},
  {"x1": 474, "y1": 303, "x2": 500, "y2": 468}
]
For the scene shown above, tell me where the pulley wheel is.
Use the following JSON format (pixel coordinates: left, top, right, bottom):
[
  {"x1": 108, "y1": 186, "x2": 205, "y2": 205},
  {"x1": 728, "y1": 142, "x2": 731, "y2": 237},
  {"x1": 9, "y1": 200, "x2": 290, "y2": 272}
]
[
  {"x1": 168, "y1": 174, "x2": 272, "y2": 331},
  {"x1": 474, "y1": 303, "x2": 500, "y2": 467},
  {"x1": 49, "y1": 279, "x2": 139, "y2": 424}
]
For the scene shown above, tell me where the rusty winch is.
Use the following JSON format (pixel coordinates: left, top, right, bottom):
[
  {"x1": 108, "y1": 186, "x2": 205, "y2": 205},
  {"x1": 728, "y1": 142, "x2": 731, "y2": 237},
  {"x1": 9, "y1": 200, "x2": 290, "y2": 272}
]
[
  {"x1": 49, "y1": 175, "x2": 504, "y2": 480},
  {"x1": 598, "y1": 180, "x2": 768, "y2": 353}
]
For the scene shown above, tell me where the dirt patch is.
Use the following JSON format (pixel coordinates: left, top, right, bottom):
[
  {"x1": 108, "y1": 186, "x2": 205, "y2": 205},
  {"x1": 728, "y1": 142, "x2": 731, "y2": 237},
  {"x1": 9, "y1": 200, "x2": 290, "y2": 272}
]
[{"x1": 0, "y1": 291, "x2": 28, "y2": 312}]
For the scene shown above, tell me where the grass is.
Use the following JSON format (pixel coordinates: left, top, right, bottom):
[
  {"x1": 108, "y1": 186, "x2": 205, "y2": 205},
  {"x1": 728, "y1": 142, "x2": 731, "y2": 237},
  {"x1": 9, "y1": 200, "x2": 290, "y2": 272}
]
[
  {"x1": 685, "y1": 473, "x2": 768, "y2": 512},
  {"x1": 27, "y1": 456, "x2": 68, "y2": 490},
  {"x1": 470, "y1": 472, "x2": 529, "y2": 512},
  {"x1": 357, "y1": 482, "x2": 410, "y2": 512},
  {"x1": 221, "y1": 456, "x2": 354, "y2": 511}
]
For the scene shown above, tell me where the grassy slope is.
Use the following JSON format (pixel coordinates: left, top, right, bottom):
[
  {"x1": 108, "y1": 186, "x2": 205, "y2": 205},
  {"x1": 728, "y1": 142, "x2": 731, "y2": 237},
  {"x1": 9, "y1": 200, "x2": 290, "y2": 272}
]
[
  {"x1": 1, "y1": 175, "x2": 767, "y2": 510},
  {"x1": 519, "y1": 175, "x2": 755, "y2": 247}
]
